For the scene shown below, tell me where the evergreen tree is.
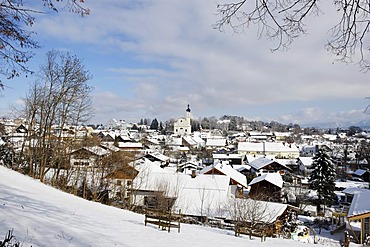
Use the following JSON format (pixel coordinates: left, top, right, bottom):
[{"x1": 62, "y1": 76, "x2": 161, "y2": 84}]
[
  {"x1": 308, "y1": 149, "x2": 336, "y2": 212},
  {"x1": 150, "y1": 118, "x2": 159, "y2": 130},
  {"x1": 229, "y1": 117, "x2": 237, "y2": 131},
  {"x1": 191, "y1": 119, "x2": 201, "y2": 132}
]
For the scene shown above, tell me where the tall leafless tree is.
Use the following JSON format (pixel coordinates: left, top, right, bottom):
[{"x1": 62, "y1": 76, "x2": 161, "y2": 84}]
[
  {"x1": 21, "y1": 50, "x2": 93, "y2": 182},
  {"x1": 214, "y1": 0, "x2": 370, "y2": 71}
]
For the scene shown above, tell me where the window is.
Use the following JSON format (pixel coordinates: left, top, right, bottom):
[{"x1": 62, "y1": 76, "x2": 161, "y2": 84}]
[{"x1": 116, "y1": 180, "x2": 122, "y2": 186}]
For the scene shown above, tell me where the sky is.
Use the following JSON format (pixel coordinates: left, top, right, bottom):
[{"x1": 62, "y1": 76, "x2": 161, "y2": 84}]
[
  {"x1": 0, "y1": 165, "x2": 349, "y2": 246},
  {"x1": 1, "y1": 0, "x2": 370, "y2": 127}
]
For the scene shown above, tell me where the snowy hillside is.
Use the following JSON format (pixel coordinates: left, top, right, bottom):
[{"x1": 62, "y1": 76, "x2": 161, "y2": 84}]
[{"x1": 0, "y1": 166, "x2": 340, "y2": 247}]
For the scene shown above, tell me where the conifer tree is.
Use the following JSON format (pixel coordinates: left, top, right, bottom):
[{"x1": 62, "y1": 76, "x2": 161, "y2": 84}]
[
  {"x1": 150, "y1": 118, "x2": 159, "y2": 130},
  {"x1": 308, "y1": 149, "x2": 336, "y2": 212}
]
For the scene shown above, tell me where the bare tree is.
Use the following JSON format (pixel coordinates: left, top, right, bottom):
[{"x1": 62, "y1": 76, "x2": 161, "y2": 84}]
[
  {"x1": 21, "y1": 50, "x2": 93, "y2": 182},
  {"x1": 0, "y1": 0, "x2": 90, "y2": 87},
  {"x1": 197, "y1": 184, "x2": 215, "y2": 222},
  {"x1": 214, "y1": 1, "x2": 370, "y2": 71},
  {"x1": 227, "y1": 198, "x2": 278, "y2": 239}
]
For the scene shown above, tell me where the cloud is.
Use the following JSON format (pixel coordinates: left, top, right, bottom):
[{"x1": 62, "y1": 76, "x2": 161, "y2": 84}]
[
  {"x1": 278, "y1": 108, "x2": 369, "y2": 127},
  {"x1": 16, "y1": 0, "x2": 370, "y2": 126}
]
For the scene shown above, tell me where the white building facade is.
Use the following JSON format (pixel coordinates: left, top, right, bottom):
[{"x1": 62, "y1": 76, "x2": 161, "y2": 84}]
[{"x1": 174, "y1": 104, "x2": 192, "y2": 136}]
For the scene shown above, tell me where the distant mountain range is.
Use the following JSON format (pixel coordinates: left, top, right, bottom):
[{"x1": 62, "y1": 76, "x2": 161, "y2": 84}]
[{"x1": 302, "y1": 119, "x2": 370, "y2": 130}]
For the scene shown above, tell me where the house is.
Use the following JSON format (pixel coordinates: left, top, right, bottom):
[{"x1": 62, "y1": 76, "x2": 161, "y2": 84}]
[
  {"x1": 300, "y1": 145, "x2": 317, "y2": 157},
  {"x1": 116, "y1": 141, "x2": 143, "y2": 152},
  {"x1": 296, "y1": 157, "x2": 314, "y2": 176},
  {"x1": 106, "y1": 118, "x2": 127, "y2": 130},
  {"x1": 248, "y1": 173, "x2": 283, "y2": 202},
  {"x1": 275, "y1": 158, "x2": 298, "y2": 174},
  {"x1": 351, "y1": 169, "x2": 370, "y2": 182},
  {"x1": 238, "y1": 142, "x2": 299, "y2": 159},
  {"x1": 341, "y1": 187, "x2": 369, "y2": 205},
  {"x1": 347, "y1": 189, "x2": 370, "y2": 244},
  {"x1": 143, "y1": 152, "x2": 170, "y2": 167},
  {"x1": 273, "y1": 132, "x2": 292, "y2": 142},
  {"x1": 225, "y1": 198, "x2": 299, "y2": 237},
  {"x1": 200, "y1": 161, "x2": 248, "y2": 195},
  {"x1": 173, "y1": 105, "x2": 192, "y2": 136},
  {"x1": 70, "y1": 146, "x2": 111, "y2": 167},
  {"x1": 182, "y1": 135, "x2": 205, "y2": 149},
  {"x1": 212, "y1": 153, "x2": 245, "y2": 166},
  {"x1": 105, "y1": 166, "x2": 139, "y2": 204},
  {"x1": 177, "y1": 161, "x2": 201, "y2": 175},
  {"x1": 130, "y1": 158, "x2": 232, "y2": 218},
  {"x1": 206, "y1": 138, "x2": 227, "y2": 149},
  {"x1": 248, "y1": 157, "x2": 291, "y2": 174},
  {"x1": 247, "y1": 131, "x2": 273, "y2": 141}
]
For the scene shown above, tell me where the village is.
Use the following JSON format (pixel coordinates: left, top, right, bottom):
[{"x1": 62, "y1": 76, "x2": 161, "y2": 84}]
[{"x1": 0, "y1": 105, "x2": 370, "y2": 246}]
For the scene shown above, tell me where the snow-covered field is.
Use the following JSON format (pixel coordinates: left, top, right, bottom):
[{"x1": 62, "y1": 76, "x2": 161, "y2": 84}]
[{"x1": 0, "y1": 166, "x2": 353, "y2": 247}]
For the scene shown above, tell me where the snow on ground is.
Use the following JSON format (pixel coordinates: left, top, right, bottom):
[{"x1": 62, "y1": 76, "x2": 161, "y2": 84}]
[{"x1": 0, "y1": 166, "x2": 356, "y2": 247}]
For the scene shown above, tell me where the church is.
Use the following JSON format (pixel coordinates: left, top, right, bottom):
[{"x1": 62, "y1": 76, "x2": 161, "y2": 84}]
[{"x1": 174, "y1": 104, "x2": 192, "y2": 136}]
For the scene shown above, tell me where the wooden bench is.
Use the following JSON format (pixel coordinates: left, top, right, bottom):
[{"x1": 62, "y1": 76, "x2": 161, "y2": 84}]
[
  {"x1": 144, "y1": 209, "x2": 181, "y2": 233},
  {"x1": 235, "y1": 223, "x2": 268, "y2": 241}
]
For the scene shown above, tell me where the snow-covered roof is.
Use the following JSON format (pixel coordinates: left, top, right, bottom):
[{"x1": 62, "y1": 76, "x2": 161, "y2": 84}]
[
  {"x1": 182, "y1": 136, "x2": 197, "y2": 146},
  {"x1": 133, "y1": 157, "x2": 171, "y2": 174},
  {"x1": 248, "y1": 157, "x2": 275, "y2": 170},
  {"x1": 101, "y1": 142, "x2": 121, "y2": 152},
  {"x1": 145, "y1": 152, "x2": 170, "y2": 162},
  {"x1": 132, "y1": 163, "x2": 230, "y2": 216},
  {"x1": 118, "y1": 142, "x2": 143, "y2": 149},
  {"x1": 206, "y1": 138, "x2": 227, "y2": 147},
  {"x1": 347, "y1": 190, "x2": 370, "y2": 219},
  {"x1": 200, "y1": 162, "x2": 248, "y2": 188},
  {"x1": 352, "y1": 169, "x2": 368, "y2": 176},
  {"x1": 192, "y1": 136, "x2": 206, "y2": 144},
  {"x1": 71, "y1": 146, "x2": 110, "y2": 156},
  {"x1": 225, "y1": 198, "x2": 290, "y2": 223},
  {"x1": 275, "y1": 158, "x2": 296, "y2": 167},
  {"x1": 248, "y1": 173, "x2": 283, "y2": 188},
  {"x1": 297, "y1": 157, "x2": 313, "y2": 167},
  {"x1": 238, "y1": 142, "x2": 299, "y2": 153},
  {"x1": 274, "y1": 132, "x2": 292, "y2": 137},
  {"x1": 342, "y1": 187, "x2": 369, "y2": 195},
  {"x1": 167, "y1": 137, "x2": 183, "y2": 146},
  {"x1": 146, "y1": 138, "x2": 160, "y2": 145},
  {"x1": 234, "y1": 165, "x2": 251, "y2": 172},
  {"x1": 335, "y1": 181, "x2": 369, "y2": 190},
  {"x1": 213, "y1": 153, "x2": 243, "y2": 160}
]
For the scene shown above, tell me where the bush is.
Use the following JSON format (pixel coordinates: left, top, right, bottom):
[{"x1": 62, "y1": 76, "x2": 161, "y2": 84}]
[{"x1": 0, "y1": 230, "x2": 20, "y2": 247}]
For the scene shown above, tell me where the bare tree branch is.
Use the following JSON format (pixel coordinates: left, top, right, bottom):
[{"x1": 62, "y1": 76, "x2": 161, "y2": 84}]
[
  {"x1": 0, "y1": 0, "x2": 90, "y2": 88},
  {"x1": 214, "y1": 0, "x2": 370, "y2": 70}
]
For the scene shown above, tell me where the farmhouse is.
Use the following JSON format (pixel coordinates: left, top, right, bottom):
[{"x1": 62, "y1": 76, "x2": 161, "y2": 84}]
[
  {"x1": 248, "y1": 157, "x2": 291, "y2": 174},
  {"x1": 238, "y1": 142, "x2": 299, "y2": 159},
  {"x1": 248, "y1": 173, "x2": 283, "y2": 202}
]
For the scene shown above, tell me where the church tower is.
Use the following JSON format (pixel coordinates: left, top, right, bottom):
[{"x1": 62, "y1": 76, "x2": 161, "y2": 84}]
[
  {"x1": 174, "y1": 104, "x2": 192, "y2": 136},
  {"x1": 186, "y1": 104, "x2": 191, "y2": 125}
]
